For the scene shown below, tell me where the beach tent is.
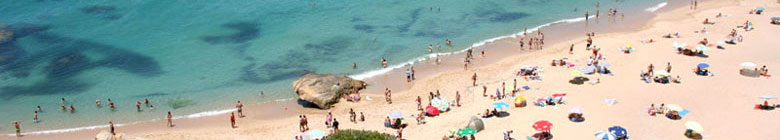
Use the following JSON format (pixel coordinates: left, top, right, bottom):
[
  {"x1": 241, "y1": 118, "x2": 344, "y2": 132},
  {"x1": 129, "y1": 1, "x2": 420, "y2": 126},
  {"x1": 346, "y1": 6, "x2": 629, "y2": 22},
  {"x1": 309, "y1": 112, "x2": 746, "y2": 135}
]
[
  {"x1": 426, "y1": 106, "x2": 440, "y2": 116},
  {"x1": 608, "y1": 126, "x2": 628, "y2": 137},
  {"x1": 595, "y1": 131, "x2": 617, "y2": 140},
  {"x1": 388, "y1": 111, "x2": 404, "y2": 119},
  {"x1": 532, "y1": 120, "x2": 552, "y2": 131},
  {"x1": 685, "y1": 121, "x2": 704, "y2": 133},
  {"x1": 466, "y1": 116, "x2": 485, "y2": 132}
]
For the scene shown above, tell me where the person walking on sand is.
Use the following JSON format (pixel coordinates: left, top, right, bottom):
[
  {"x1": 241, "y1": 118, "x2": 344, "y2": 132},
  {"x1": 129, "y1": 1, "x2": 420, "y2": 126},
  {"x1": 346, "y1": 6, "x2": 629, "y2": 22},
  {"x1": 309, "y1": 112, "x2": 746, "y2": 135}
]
[
  {"x1": 299, "y1": 115, "x2": 306, "y2": 132},
  {"x1": 519, "y1": 38, "x2": 525, "y2": 50},
  {"x1": 109, "y1": 121, "x2": 115, "y2": 135},
  {"x1": 349, "y1": 108, "x2": 356, "y2": 123},
  {"x1": 332, "y1": 118, "x2": 340, "y2": 132},
  {"x1": 666, "y1": 62, "x2": 672, "y2": 73},
  {"x1": 416, "y1": 96, "x2": 423, "y2": 110},
  {"x1": 483, "y1": 85, "x2": 488, "y2": 97},
  {"x1": 569, "y1": 44, "x2": 574, "y2": 54},
  {"x1": 236, "y1": 101, "x2": 244, "y2": 117},
  {"x1": 167, "y1": 111, "x2": 174, "y2": 127},
  {"x1": 472, "y1": 73, "x2": 478, "y2": 86},
  {"x1": 411, "y1": 66, "x2": 416, "y2": 80},
  {"x1": 456, "y1": 91, "x2": 461, "y2": 107},
  {"x1": 14, "y1": 121, "x2": 21, "y2": 137},
  {"x1": 406, "y1": 68, "x2": 411, "y2": 82},
  {"x1": 303, "y1": 115, "x2": 309, "y2": 130},
  {"x1": 386, "y1": 88, "x2": 393, "y2": 104},
  {"x1": 230, "y1": 112, "x2": 236, "y2": 128}
]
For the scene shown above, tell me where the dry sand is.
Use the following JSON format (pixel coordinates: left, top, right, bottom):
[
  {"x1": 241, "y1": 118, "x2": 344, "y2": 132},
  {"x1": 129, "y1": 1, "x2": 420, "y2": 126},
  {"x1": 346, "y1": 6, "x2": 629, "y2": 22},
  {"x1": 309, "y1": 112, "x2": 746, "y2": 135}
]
[{"x1": 8, "y1": 0, "x2": 780, "y2": 139}]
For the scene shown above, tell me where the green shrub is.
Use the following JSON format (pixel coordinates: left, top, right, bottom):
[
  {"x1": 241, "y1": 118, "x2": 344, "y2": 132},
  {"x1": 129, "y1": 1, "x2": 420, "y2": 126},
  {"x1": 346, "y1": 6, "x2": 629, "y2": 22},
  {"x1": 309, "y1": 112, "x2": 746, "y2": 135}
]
[{"x1": 325, "y1": 129, "x2": 395, "y2": 140}]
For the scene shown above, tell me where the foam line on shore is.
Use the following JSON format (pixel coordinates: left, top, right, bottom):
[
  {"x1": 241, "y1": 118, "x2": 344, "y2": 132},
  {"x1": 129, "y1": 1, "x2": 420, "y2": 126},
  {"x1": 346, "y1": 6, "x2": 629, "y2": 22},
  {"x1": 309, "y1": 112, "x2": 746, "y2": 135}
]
[
  {"x1": 6, "y1": 108, "x2": 237, "y2": 136},
  {"x1": 349, "y1": 15, "x2": 594, "y2": 80},
  {"x1": 645, "y1": 2, "x2": 668, "y2": 12}
]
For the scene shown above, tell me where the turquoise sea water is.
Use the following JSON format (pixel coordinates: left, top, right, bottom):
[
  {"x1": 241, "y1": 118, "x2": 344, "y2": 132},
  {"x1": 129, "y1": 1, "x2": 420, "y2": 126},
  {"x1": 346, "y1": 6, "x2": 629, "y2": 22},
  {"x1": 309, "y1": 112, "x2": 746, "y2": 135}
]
[{"x1": 0, "y1": 0, "x2": 665, "y2": 134}]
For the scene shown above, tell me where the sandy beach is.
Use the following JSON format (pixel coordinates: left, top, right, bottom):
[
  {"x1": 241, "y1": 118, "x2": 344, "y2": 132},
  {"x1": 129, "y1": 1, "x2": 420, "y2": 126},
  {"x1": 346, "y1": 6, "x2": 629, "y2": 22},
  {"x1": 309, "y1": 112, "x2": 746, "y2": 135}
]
[{"x1": 7, "y1": 0, "x2": 780, "y2": 139}]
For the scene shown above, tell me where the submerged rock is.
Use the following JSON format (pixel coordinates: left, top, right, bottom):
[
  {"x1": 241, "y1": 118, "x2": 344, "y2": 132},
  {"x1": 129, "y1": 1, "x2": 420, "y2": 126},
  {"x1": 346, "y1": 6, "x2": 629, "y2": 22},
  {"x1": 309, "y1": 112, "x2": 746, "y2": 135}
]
[
  {"x1": 292, "y1": 73, "x2": 366, "y2": 109},
  {"x1": 0, "y1": 24, "x2": 12, "y2": 44}
]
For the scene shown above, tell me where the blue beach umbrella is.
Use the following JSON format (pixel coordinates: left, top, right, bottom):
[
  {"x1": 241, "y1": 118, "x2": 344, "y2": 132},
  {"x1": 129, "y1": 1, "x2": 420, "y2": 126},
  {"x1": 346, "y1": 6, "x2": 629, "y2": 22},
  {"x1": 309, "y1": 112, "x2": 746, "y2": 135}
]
[
  {"x1": 595, "y1": 131, "x2": 617, "y2": 140},
  {"x1": 493, "y1": 101, "x2": 510, "y2": 109},
  {"x1": 697, "y1": 63, "x2": 709, "y2": 68},
  {"x1": 756, "y1": 7, "x2": 765, "y2": 11},
  {"x1": 309, "y1": 129, "x2": 325, "y2": 139},
  {"x1": 608, "y1": 126, "x2": 628, "y2": 137}
]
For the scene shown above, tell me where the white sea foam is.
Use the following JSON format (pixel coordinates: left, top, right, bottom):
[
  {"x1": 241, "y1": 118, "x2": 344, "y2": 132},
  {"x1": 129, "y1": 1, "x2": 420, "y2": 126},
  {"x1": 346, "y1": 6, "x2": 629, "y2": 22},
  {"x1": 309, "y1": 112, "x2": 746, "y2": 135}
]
[
  {"x1": 645, "y1": 2, "x2": 668, "y2": 12},
  {"x1": 7, "y1": 108, "x2": 237, "y2": 136},
  {"x1": 349, "y1": 15, "x2": 594, "y2": 80}
]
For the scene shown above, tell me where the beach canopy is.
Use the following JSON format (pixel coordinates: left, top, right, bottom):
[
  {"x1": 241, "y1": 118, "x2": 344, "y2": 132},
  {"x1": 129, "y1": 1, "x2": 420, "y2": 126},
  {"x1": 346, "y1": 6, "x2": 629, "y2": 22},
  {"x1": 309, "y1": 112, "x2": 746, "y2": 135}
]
[
  {"x1": 740, "y1": 62, "x2": 757, "y2": 68},
  {"x1": 568, "y1": 106, "x2": 584, "y2": 114},
  {"x1": 431, "y1": 97, "x2": 450, "y2": 111},
  {"x1": 466, "y1": 116, "x2": 485, "y2": 131},
  {"x1": 666, "y1": 104, "x2": 683, "y2": 111},
  {"x1": 696, "y1": 44, "x2": 709, "y2": 51},
  {"x1": 595, "y1": 131, "x2": 617, "y2": 140},
  {"x1": 493, "y1": 101, "x2": 510, "y2": 109},
  {"x1": 388, "y1": 111, "x2": 404, "y2": 119},
  {"x1": 759, "y1": 95, "x2": 777, "y2": 100},
  {"x1": 532, "y1": 120, "x2": 552, "y2": 131},
  {"x1": 457, "y1": 128, "x2": 477, "y2": 136},
  {"x1": 608, "y1": 126, "x2": 628, "y2": 137},
  {"x1": 426, "y1": 106, "x2": 440, "y2": 116},
  {"x1": 685, "y1": 121, "x2": 704, "y2": 133},
  {"x1": 697, "y1": 63, "x2": 710, "y2": 68},
  {"x1": 309, "y1": 129, "x2": 325, "y2": 139}
]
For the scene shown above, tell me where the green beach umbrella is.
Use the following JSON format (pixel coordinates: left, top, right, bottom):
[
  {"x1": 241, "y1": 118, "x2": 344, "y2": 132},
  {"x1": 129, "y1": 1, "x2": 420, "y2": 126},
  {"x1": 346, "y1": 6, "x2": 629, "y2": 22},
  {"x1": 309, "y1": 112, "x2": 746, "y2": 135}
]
[
  {"x1": 457, "y1": 128, "x2": 477, "y2": 136},
  {"x1": 570, "y1": 70, "x2": 585, "y2": 77}
]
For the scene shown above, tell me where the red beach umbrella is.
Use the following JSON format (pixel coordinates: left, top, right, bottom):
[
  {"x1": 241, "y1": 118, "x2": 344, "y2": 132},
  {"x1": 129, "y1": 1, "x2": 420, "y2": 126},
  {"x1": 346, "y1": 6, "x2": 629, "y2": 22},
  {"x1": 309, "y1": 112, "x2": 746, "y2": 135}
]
[
  {"x1": 532, "y1": 120, "x2": 553, "y2": 131},
  {"x1": 426, "y1": 106, "x2": 440, "y2": 116},
  {"x1": 552, "y1": 93, "x2": 567, "y2": 97}
]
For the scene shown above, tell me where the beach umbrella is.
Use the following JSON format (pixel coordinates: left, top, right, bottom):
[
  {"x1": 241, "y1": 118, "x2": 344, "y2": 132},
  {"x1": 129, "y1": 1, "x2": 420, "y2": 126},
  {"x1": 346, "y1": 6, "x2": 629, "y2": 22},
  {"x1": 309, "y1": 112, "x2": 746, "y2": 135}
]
[
  {"x1": 457, "y1": 128, "x2": 477, "y2": 136},
  {"x1": 673, "y1": 42, "x2": 687, "y2": 49},
  {"x1": 595, "y1": 131, "x2": 617, "y2": 140},
  {"x1": 685, "y1": 121, "x2": 704, "y2": 133},
  {"x1": 570, "y1": 70, "x2": 585, "y2": 77},
  {"x1": 759, "y1": 95, "x2": 777, "y2": 100},
  {"x1": 308, "y1": 129, "x2": 325, "y2": 139},
  {"x1": 431, "y1": 98, "x2": 450, "y2": 111},
  {"x1": 655, "y1": 71, "x2": 671, "y2": 76},
  {"x1": 388, "y1": 111, "x2": 404, "y2": 119},
  {"x1": 466, "y1": 116, "x2": 485, "y2": 131},
  {"x1": 532, "y1": 120, "x2": 552, "y2": 131},
  {"x1": 552, "y1": 93, "x2": 567, "y2": 98},
  {"x1": 425, "y1": 106, "x2": 440, "y2": 116},
  {"x1": 515, "y1": 96, "x2": 527, "y2": 103},
  {"x1": 568, "y1": 106, "x2": 584, "y2": 114},
  {"x1": 493, "y1": 101, "x2": 510, "y2": 109},
  {"x1": 666, "y1": 104, "x2": 683, "y2": 111},
  {"x1": 520, "y1": 65, "x2": 535, "y2": 70},
  {"x1": 608, "y1": 126, "x2": 628, "y2": 137},
  {"x1": 696, "y1": 45, "x2": 709, "y2": 51},
  {"x1": 740, "y1": 62, "x2": 757, "y2": 68},
  {"x1": 756, "y1": 7, "x2": 765, "y2": 11},
  {"x1": 697, "y1": 63, "x2": 709, "y2": 68}
]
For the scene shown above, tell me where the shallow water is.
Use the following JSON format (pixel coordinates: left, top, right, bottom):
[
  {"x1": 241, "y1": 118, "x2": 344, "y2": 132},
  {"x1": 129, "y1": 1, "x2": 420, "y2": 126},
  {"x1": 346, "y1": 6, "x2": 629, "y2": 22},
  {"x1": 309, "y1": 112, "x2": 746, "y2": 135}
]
[{"x1": 0, "y1": 0, "x2": 665, "y2": 134}]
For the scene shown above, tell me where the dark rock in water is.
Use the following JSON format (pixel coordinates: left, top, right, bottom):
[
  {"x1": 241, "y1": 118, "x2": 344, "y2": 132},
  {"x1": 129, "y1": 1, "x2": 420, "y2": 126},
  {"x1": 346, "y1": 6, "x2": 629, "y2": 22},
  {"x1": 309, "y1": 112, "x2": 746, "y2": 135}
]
[
  {"x1": 45, "y1": 52, "x2": 91, "y2": 79},
  {"x1": 167, "y1": 98, "x2": 197, "y2": 109},
  {"x1": 490, "y1": 12, "x2": 528, "y2": 22},
  {"x1": 0, "y1": 24, "x2": 12, "y2": 44},
  {"x1": 0, "y1": 44, "x2": 23, "y2": 68},
  {"x1": 81, "y1": 5, "x2": 116, "y2": 14},
  {"x1": 133, "y1": 92, "x2": 169, "y2": 98},
  {"x1": 292, "y1": 73, "x2": 366, "y2": 109},
  {"x1": 353, "y1": 24, "x2": 374, "y2": 33},
  {"x1": 0, "y1": 79, "x2": 91, "y2": 99},
  {"x1": 96, "y1": 52, "x2": 163, "y2": 77},
  {"x1": 201, "y1": 22, "x2": 260, "y2": 45}
]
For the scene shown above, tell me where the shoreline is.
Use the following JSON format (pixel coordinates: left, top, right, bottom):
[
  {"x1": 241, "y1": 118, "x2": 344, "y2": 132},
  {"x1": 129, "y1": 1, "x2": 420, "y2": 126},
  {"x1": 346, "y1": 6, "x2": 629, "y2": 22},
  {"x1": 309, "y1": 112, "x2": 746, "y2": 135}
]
[
  {"x1": 5, "y1": 0, "x2": 679, "y2": 137},
  {"x1": 10, "y1": 0, "x2": 780, "y2": 139}
]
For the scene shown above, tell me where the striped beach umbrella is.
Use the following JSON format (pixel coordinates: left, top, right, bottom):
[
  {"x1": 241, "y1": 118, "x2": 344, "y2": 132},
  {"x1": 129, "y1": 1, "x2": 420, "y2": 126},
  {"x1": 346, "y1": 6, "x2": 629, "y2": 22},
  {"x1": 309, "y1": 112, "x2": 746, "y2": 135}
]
[{"x1": 595, "y1": 131, "x2": 617, "y2": 140}]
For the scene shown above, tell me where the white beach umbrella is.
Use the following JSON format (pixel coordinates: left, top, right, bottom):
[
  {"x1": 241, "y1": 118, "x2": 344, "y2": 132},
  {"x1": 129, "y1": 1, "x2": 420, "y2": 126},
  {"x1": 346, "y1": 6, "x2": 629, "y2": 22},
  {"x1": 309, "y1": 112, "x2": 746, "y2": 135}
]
[
  {"x1": 740, "y1": 62, "x2": 757, "y2": 68},
  {"x1": 685, "y1": 121, "x2": 704, "y2": 132},
  {"x1": 759, "y1": 95, "x2": 777, "y2": 100}
]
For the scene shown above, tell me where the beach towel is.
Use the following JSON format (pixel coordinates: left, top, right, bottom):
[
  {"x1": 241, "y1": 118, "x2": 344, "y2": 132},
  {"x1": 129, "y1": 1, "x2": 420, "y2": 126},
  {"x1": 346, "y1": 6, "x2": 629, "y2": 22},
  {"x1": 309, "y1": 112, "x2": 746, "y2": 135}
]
[{"x1": 679, "y1": 109, "x2": 690, "y2": 117}]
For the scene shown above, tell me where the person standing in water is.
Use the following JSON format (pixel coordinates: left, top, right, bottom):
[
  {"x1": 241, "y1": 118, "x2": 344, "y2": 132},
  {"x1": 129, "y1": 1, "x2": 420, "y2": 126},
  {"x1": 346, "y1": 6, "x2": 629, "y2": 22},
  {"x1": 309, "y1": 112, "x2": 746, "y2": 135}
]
[
  {"x1": 69, "y1": 105, "x2": 75, "y2": 113},
  {"x1": 36, "y1": 105, "x2": 42, "y2": 112},
  {"x1": 14, "y1": 121, "x2": 21, "y2": 137},
  {"x1": 136, "y1": 101, "x2": 142, "y2": 112},
  {"x1": 585, "y1": 12, "x2": 590, "y2": 21},
  {"x1": 428, "y1": 44, "x2": 433, "y2": 53},
  {"x1": 236, "y1": 101, "x2": 244, "y2": 117},
  {"x1": 352, "y1": 62, "x2": 357, "y2": 69},
  {"x1": 381, "y1": 57, "x2": 388, "y2": 68},
  {"x1": 167, "y1": 111, "x2": 173, "y2": 127},
  {"x1": 33, "y1": 111, "x2": 38, "y2": 123},
  {"x1": 96, "y1": 99, "x2": 101, "y2": 107}
]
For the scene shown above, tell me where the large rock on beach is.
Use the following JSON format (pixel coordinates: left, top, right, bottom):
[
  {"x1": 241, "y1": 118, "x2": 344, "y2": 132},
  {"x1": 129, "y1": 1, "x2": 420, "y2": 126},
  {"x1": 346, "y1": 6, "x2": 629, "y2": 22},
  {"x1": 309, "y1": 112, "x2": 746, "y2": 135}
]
[{"x1": 292, "y1": 73, "x2": 366, "y2": 109}]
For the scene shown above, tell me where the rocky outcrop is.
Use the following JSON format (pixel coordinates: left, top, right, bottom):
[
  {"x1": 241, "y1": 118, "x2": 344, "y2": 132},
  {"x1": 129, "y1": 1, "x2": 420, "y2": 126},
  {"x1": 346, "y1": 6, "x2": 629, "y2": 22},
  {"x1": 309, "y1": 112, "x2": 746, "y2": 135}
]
[{"x1": 292, "y1": 73, "x2": 366, "y2": 109}]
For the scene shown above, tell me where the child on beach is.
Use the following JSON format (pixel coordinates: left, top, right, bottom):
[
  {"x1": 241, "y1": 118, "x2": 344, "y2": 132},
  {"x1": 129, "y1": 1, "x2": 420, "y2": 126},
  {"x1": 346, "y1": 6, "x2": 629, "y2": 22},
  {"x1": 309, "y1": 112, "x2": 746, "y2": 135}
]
[
  {"x1": 168, "y1": 111, "x2": 173, "y2": 127},
  {"x1": 230, "y1": 112, "x2": 236, "y2": 128},
  {"x1": 359, "y1": 112, "x2": 365, "y2": 122}
]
